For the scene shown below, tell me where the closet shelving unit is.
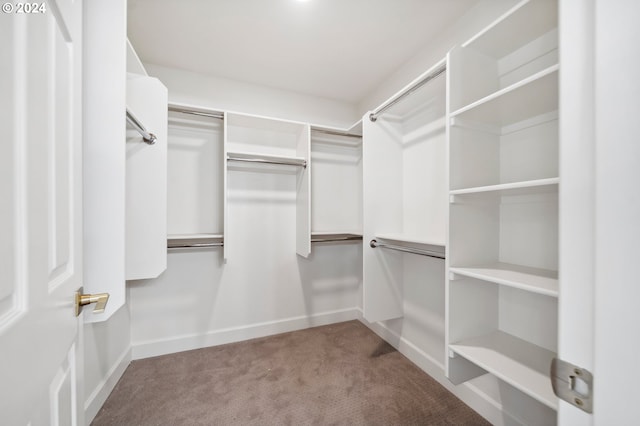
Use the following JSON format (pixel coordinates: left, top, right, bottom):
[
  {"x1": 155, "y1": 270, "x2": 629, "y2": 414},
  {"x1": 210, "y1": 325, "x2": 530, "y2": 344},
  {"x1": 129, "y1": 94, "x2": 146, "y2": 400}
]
[
  {"x1": 125, "y1": 74, "x2": 168, "y2": 280},
  {"x1": 224, "y1": 112, "x2": 311, "y2": 259},
  {"x1": 309, "y1": 125, "x2": 363, "y2": 246},
  {"x1": 445, "y1": 0, "x2": 559, "y2": 412},
  {"x1": 363, "y1": 58, "x2": 448, "y2": 322},
  {"x1": 165, "y1": 104, "x2": 225, "y2": 251},
  {"x1": 167, "y1": 106, "x2": 364, "y2": 257}
]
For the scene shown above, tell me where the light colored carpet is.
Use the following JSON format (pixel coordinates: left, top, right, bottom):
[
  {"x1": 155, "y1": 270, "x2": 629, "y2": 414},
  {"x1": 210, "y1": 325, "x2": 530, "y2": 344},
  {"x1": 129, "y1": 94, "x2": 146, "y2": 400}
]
[{"x1": 92, "y1": 320, "x2": 489, "y2": 425}]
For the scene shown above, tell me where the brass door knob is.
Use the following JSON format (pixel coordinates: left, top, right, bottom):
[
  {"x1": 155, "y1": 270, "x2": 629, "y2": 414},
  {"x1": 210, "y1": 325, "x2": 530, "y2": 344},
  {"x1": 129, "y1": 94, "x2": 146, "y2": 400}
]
[{"x1": 75, "y1": 287, "x2": 110, "y2": 316}]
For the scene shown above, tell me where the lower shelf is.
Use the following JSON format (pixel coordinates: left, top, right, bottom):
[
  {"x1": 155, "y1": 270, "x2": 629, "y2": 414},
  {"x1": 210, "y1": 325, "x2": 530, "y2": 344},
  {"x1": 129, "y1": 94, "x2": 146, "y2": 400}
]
[
  {"x1": 449, "y1": 331, "x2": 557, "y2": 410},
  {"x1": 311, "y1": 232, "x2": 362, "y2": 243},
  {"x1": 167, "y1": 234, "x2": 224, "y2": 249}
]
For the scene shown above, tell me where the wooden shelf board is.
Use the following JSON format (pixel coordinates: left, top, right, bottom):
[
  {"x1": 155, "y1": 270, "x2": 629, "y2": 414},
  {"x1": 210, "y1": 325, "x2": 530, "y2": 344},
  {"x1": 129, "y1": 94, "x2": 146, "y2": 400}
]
[
  {"x1": 450, "y1": 263, "x2": 558, "y2": 297},
  {"x1": 449, "y1": 331, "x2": 558, "y2": 410},
  {"x1": 451, "y1": 65, "x2": 558, "y2": 127},
  {"x1": 450, "y1": 177, "x2": 559, "y2": 197}
]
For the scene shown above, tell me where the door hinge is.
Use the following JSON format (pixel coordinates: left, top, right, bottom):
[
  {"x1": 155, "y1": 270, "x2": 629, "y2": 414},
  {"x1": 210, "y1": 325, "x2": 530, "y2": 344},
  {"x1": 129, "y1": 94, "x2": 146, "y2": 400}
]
[{"x1": 551, "y1": 358, "x2": 593, "y2": 413}]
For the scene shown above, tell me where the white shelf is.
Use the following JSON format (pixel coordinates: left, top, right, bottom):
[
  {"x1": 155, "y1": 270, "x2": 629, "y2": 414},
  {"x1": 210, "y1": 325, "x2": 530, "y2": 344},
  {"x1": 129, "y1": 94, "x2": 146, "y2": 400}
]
[
  {"x1": 226, "y1": 151, "x2": 307, "y2": 168},
  {"x1": 451, "y1": 65, "x2": 558, "y2": 127},
  {"x1": 167, "y1": 234, "x2": 223, "y2": 249},
  {"x1": 226, "y1": 111, "x2": 307, "y2": 132},
  {"x1": 375, "y1": 233, "x2": 445, "y2": 248},
  {"x1": 450, "y1": 263, "x2": 558, "y2": 297},
  {"x1": 463, "y1": 0, "x2": 558, "y2": 59},
  {"x1": 449, "y1": 331, "x2": 557, "y2": 410},
  {"x1": 450, "y1": 177, "x2": 559, "y2": 197},
  {"x1": 167, "y1": 233, "x2": 223, "y2": 240},
  {"x1": 311, "y1": 232, "x2": 362, "y2": 243}
]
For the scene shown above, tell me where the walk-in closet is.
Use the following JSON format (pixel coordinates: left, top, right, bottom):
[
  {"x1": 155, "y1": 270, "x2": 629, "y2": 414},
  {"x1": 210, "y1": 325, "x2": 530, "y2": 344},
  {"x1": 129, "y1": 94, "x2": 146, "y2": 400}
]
[{"x1": 3, "y1": 0, "x2": 639, "y2": 425}]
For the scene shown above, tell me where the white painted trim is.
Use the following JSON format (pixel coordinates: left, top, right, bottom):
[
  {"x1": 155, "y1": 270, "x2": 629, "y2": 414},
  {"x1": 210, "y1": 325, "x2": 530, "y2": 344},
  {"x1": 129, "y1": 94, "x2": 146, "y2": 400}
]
[
  {"x1": 131, "y1": 308, "x2": 360, "y2": 360},
  {"x1": 356, "y1": 310, "x2": 519, "y2": 426},
  {"x1": 84, "y1": 347, "x2": 132, "y2": 426}
]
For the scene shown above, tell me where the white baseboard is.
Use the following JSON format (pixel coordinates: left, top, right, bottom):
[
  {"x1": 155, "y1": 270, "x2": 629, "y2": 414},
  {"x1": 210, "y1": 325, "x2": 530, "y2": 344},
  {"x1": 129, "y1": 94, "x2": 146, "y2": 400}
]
[
  {"x1": 356, "y1": 311, "x2": 520, "y2": 426},
  {"x1": 84, "y1": 347, "x2": 132, "y2": 426},
  {"x1": 131, "y1": 307, "x2": 360, "y2": 360}
]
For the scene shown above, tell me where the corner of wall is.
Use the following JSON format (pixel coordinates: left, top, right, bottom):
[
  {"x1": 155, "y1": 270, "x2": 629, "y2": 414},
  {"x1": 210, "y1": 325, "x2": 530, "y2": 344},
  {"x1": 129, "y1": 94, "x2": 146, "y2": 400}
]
[{"x1": 83, "y1": 303, "x2": 132, "y2": 425}]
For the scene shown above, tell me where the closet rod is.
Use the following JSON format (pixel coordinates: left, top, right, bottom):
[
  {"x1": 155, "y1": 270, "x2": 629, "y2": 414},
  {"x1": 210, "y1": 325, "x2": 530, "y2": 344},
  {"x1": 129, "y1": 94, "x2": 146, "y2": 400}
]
[
  {"x1": 227, "y1": 155, "x2": 307, "y2": 168},
  {"x1": 167, "y1": 242, "x2": 224, "y2": 249},
  {"x1": 126, "y1": 109, "x2": 157, "y2": 144},
  {"x1": 311, "y1": 129, "x2": 362, "y2": 139},
  {"x1": 369, "y1": 239, "x2": 445, "y2": 259},
  {"x1": 168, "y1": 106, "x2": 224, "y2": 120},
  {"x1": 369, "y1": 63, "x2": 446, "y2": 122}
]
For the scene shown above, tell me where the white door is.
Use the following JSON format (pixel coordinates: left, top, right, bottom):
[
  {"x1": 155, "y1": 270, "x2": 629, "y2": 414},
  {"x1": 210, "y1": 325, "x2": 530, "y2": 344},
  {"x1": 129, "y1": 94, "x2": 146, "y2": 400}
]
[
  {"x1": 559, "y1": 0, "x2": 640, "y2": 424},
  {"x1": 0, "y1": 0, "x2": 84, "y2": 424}
]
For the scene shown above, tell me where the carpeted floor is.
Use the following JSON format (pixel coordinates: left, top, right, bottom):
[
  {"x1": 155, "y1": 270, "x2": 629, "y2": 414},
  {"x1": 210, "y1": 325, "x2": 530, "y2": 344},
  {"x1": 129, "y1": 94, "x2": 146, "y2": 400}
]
[{"x1": 92, "y1": 320, "x2": 489, "y2": 425}]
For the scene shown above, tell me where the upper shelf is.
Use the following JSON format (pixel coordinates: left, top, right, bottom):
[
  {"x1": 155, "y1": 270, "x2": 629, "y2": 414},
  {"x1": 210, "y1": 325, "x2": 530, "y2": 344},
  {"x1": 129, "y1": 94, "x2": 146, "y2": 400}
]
[
  {"x1": 227, "y1": 112, "x2": 307, "y2": 134},
  {"x1": 451, "y1": 65, "x2": 558, "y2": 127},
  {"x1": 463, "y1": 0, "x2": 558, "y2": 59}
]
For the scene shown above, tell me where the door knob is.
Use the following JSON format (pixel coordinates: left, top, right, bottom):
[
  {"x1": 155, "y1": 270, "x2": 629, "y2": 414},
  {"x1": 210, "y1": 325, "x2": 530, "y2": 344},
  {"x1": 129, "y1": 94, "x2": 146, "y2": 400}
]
[{"x1": 75, "y1": 287, "x2": 109, "y2": 316}]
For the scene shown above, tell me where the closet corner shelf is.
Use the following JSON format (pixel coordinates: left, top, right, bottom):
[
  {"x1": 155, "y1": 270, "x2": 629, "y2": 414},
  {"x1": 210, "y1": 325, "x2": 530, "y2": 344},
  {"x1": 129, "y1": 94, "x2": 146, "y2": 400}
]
[
  {"x1": 449, "y1": 263, "x2": 558, "y2": 297},
  {"x1": 450, "y1": 65, "x2": 559, "y2": 127},
  {"x1": 167, "y1": 234, "x2": 224, "y2": 249},
  {"x1": 462, "y1": 0, "x2": 558, "y2": 59},
  {"x1": 226, "y1": 151, "x2": 307, "y2": 168},
  {"x1": 311, "y1": 232, "x2": 362, "y2": 243},
  {"x1": 449, "y1": 331, "x2": 558, "y2": 410},
  {"x1": 449, "y1": 177, "x2": 559, "y2": 197}
]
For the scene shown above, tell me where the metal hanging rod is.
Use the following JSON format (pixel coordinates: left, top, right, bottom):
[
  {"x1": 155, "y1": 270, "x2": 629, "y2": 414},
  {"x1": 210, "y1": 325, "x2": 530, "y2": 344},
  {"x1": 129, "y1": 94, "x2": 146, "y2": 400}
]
[
  {"x1": 126, "y1": 109, "x2": 156, "y2": 144},
  {"x1": 369, "y1": 63, "x2": 446, "y2": 122},
  {"x1": 311, "y1": 129, "x2": 362, "y2": 139},
  {"x1": 227, "y1": 155, "x2": 307, "y2": 168},
  {"x1": 167, "y1": 242, "x2": 224, "y2": 249},
  {"x1": 168, "y1": 106, "x2": 224, "y2": 120},
  {"x1": 369, "y1": 239, "x2": 445, "y2": 259}
]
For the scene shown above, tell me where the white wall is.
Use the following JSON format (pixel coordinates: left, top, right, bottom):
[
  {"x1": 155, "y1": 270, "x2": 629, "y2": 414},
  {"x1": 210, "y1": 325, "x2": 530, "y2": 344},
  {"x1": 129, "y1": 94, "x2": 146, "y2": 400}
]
[
  {"x1": 129, "y1": 245, "x2": 361, "y2": 359},
  {"x1": 144, "y1": 63, "x2": 359, "y2": 130}
]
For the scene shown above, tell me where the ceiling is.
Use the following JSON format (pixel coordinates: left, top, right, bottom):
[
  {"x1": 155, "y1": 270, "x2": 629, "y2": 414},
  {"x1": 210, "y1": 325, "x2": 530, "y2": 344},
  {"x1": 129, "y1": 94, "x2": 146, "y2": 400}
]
[{"x1": 128, "y1": 0, "x2": 477, "y2": 104}]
